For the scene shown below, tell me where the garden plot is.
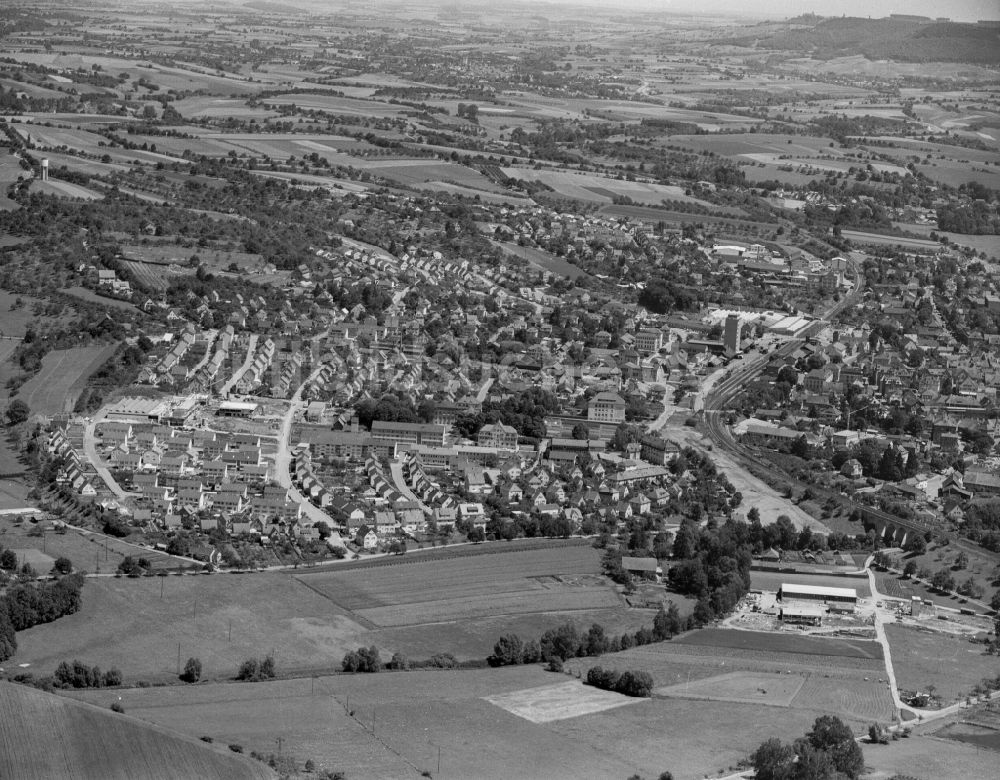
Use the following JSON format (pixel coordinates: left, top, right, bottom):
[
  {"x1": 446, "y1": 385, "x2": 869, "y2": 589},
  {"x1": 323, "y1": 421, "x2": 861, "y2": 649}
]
[{"x1": 485, "y1": 680, "x2": 645, "y2": 723}]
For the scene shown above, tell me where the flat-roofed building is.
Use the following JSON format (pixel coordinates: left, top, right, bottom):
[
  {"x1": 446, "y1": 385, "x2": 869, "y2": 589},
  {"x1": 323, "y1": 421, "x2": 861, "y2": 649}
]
[
  {"x1": 371, "y1": 420, "x2": 447, "y2": 447},
  {"x1": 217, "y1": 400, "x2": 258, "y2": 418},
  {"x1": 779, "y1": 605, "x2": 824, "y2": 626}
]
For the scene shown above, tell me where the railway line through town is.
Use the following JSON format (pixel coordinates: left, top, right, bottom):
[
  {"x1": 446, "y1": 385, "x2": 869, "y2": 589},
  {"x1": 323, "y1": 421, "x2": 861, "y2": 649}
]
[{"x1": 698, "y1": 257, "x2": 943, "y2": 545}]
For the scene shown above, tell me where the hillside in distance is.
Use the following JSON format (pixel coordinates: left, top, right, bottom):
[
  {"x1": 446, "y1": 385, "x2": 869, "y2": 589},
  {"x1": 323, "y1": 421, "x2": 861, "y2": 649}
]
[
  {"x1": 731, "y1": 17, "x2": 1000, "y2": 65},
  {"x1": 0, "y1": 682, "x2": 275, "y2": 780}
]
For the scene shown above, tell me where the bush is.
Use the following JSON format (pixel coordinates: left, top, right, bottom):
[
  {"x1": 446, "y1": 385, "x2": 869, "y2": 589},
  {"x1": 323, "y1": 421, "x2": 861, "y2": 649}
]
[
  {"x1": 584, "y1": 665, "x2": 653, "y2": 697},
  {"x1": 181, "y1": 657, "x2": 202, "y2": 683},
  {"x1": 387, "y1": 652, "x2": 410, "y2": 671},
  {"x1": 110, "y1": 701, "x2": 124, "y2": 714},
  {"x1": 53, "y1": 659, "x2": 121, "y2": 689},
  {"x1": 229, "y1": 744, "x2": 244, "y2": 754},
  {"x1": 342, "y1": 646, "x2": 381, "y2": 673},
  {"x1": 868, "y1": 723, "x2": 888, "y2": 744},
  {"x1": 236, "y1": 654, "x2": 275, "y2": 681},
  {"x1": 428, "y1": 652, "x2": 457, "y2": 669}
]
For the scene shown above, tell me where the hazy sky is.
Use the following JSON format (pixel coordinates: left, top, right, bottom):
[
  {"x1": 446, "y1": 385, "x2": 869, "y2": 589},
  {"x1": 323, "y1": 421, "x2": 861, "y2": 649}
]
[{"x1": 623, "y1": 0, "x2": 999, "y2": 22}]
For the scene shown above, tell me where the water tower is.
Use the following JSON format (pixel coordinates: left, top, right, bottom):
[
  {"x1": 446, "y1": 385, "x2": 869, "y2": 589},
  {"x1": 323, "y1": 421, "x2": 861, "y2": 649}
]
[{"x1": 41, "y1": 158, "x2": 49, "y2": 181}]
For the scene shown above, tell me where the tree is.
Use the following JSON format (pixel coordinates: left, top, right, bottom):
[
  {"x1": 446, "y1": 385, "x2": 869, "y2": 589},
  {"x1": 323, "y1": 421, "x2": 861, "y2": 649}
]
[
  {"x1": 751, "y1": 737, "x2": 795, "y2": 780},
  {"x1": 903, "y1": 560, "x2": 917, "y2": 578},
  {"x1": 181, "y1": 657, "x2": 202, "y2": 683},
  {"x1": 489, "y1": 634, "x2": 524, "y2": 667},
  {"x1": 903, "y1": 535, "x2": 926, "y2": 555},
  {"x1": 4, "y1": 399, "x2": 29, "y2": 425},
  {"x1": 931, "y1": 569, "x2": 956, "y2": 593},
  {"x1": 0, "y1": 549, "x2": 16, "y2": 570},
  {"x1": 467, "y1": 527, "x2": 485, "y2": 543},
  {"x1": 52, "y1": 557, "x2": 73, "y2": 575},
  {"x1": 868, "y1": 722, "x2": 887, "y2": 744},
  {"x1": 805, "y1": 715, "x2": 864, "y2": 778}
]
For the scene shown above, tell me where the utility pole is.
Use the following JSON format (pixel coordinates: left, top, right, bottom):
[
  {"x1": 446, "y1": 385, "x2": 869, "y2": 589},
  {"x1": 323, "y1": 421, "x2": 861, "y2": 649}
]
[
  {"x1": 176, "y1": 642, "x2": 180, "y2": 675},
  {"x1": 228, "y1": 620, "x2": 232, "y2": 642},
  {"x1": 160, "y1": 577, "x2": 164, "y2": 599},
  {"x1": 437, "y1": 745, "x2": 441, "y2": 775}
]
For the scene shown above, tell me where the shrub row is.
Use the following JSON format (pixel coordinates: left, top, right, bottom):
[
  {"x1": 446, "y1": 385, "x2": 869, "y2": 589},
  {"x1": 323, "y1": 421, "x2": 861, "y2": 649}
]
[{"x1": 585, "y1": 666, "x2": 654, "y2": 697}]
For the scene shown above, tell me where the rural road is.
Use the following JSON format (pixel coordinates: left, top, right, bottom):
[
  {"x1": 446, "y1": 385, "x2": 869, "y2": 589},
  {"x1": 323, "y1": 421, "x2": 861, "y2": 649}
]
[
  {"x1": 217, "y1": 333, "x2": 258, "y2": 397},
  {"x1": 867, "y1": 566, "x2": 912, "y2": 719}
]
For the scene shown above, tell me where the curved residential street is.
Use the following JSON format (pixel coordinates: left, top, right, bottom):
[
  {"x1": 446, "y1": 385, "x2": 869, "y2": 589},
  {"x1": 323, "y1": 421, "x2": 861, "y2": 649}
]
[{"x1": 82, "y1": 411, "x2": 129, "y2": 501}]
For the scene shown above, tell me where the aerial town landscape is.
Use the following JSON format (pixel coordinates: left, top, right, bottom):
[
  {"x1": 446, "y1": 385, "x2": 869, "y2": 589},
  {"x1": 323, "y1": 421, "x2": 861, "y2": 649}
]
[{"x1": 0, "y1": 0, "x2": 998, "y2": 778}]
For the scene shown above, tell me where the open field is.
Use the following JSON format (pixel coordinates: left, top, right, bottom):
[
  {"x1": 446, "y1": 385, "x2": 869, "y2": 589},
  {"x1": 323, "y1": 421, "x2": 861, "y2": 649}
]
[
  {"x1": 0, "y1": 477, "x2": 31, "y2": 508},
  {"x1": 295, "y1": 544, "x2": 624, "y2": 627},
  {"x1": 37, "y1": 150, "x2": 131, "y2": 177},
  {"x1": 858, "y1": 732, "x2": 999, "y2": 779},
  {"x1": 566, "y1": 633, "x2": 894, "y2": 724},
  {"x1": 750, "y1": 570, "x2": 871, "y2": 596},
  {"x1": 17, "y1": 344, "x2": 117, "y2": 415},
  {"x1": 654, "y1": 670, "x2": 805, "y2": 706},
  {"x1": 32, "y1": 179, "x2": 103, "y2": 200},
  {"x1": 0, "y1": 149, "x2": 23, "y2": 210},
  {"x1": 501, "y1": 166, "x2": 724, "y2": 209},
  {"x1": 60, "y1": 286, "x2": 141, "y2": 312},
  {"x1": 171, "y1": 96, "x2": 279, "y2": 119},
  {"x1": 119, "y1": 260, "x2": 190, "y2": 291},
  {"x1": 841, "y1": 229, "x2": 941, "y2": 250},
  {"x1": 0, "y1": 514, "x2": 192, "y2": 575},
  {"x1": 0, "y1": 289, "x2": 75, "y2": 337},
  {"x1": 885, "y1": 624, "x2": 1000, "y2": 704},
  {"x1": 67, "y1": 667, "x2": 642, "y2": 779},
  {"x1": 11, "y1": 572, "x2": 371, "y2": 681},
  {"x1": 546, "y1": 695, "x2": 867, "y2": 780},
  {"x1": 675, "y1": 628, "x2": 884, "y2": 660},
  {"x1": 261, "y1": 93, "x2": 405, "y2": 117},
  {"x1": 65, "y1": 663, "x2": 869, "y2": 780},
  {"x1": 420, "y1": 180, "x2": 529, "y2": 204},
  {"x1": 0, "y1": 682, "x2": 273, "y2": 780},
  {"x1": 489, "y1": 239, "x2": 590, "y2": 280},
  {"x1": 670, "y1": 133, "x2": 841, "y2": 157},
  {"x1": 891, "y1": 222, "x2": 999, "y2": 257},
  {"x1": 12, "y1": 544, "x2": 655, "y2": 681},
  {"x1": 359, "y1": 158, "x2": 506, "y2": 192}
]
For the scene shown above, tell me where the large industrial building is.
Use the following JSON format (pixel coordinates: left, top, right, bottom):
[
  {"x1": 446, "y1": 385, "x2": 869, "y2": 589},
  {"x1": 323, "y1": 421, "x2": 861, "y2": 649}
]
[{"x1": 778, "y1": 583, "x2": 858, "y2": 606}]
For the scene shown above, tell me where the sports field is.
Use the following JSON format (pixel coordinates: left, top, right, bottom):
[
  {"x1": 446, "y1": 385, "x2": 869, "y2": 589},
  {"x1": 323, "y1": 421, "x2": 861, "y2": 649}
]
[{"x1": 17, "y1": 345, "x2": 117, "y2": 415}]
